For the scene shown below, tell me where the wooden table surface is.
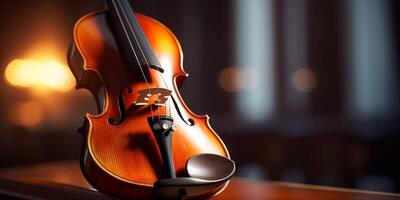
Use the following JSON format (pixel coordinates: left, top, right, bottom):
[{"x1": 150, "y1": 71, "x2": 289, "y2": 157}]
[{"x1": 0, "y1": 161, "x2": 399, "y2": 200}]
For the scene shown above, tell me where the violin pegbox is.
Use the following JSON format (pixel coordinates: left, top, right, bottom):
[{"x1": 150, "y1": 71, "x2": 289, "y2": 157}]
[{"x1": 134, "y1": 88, "x2": 172, "y2": 106}]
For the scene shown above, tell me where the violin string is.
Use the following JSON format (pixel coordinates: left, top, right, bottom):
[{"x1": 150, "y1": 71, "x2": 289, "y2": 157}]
[
  {"x1": 117, "y1": 0, "x2": 171, "y2": 119},
  {"x1": 111, "y1": 0, "x2": 154, "y2": 119},
  {"x1": 115, "y1": 0, "x2": 161, "y2": 120}
]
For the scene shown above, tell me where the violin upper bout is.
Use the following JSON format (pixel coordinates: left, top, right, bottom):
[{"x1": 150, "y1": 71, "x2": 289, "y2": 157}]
[
  {"x1": 136, "y1": 14, "x2": 187, "y2": 84},
  {"x1": 71, "y1": 11, "x2": 128, "y2": 115}
]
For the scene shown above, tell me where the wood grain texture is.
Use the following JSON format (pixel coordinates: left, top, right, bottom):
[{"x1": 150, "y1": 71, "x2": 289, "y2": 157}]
[
  {"x1": 72, "y1": 11, "x2": 229, "y2": 199},
  {"x1": 1, "y1": 162, "x2": 399, "y2": 200}
]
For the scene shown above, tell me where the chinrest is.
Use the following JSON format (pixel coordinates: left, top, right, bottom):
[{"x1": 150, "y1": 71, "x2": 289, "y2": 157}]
[{"x1": 154, "y1": 154, "x2": 235, "y2": 199}]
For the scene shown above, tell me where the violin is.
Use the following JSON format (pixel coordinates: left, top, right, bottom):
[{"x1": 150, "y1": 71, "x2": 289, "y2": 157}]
[{"x1": 67, "y1": 0, "x2": 235, "y2": 199}]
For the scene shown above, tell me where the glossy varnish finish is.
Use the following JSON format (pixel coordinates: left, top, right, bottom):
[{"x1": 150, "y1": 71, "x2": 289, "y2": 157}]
[
  {"x1": 73, "y1": 12, "x2": 229, "y2": 199},
  {"x1": 1, "y1": 162, "x2": 400, "y2": 200}
]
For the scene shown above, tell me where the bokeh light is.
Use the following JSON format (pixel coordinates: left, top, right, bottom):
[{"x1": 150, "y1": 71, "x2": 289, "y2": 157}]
[
  {"x1": 219, "y1": 67, "x2": 247, "y2": 93},
  {"x1": 8, "y1": 100, "x2": 44, "y2": 130},
  {"x1": 4, "y1": 59, "x2": 76, "y2": 92},
  {"x1": 292, "y1": 68, "x2": 317, "y2": 93}
]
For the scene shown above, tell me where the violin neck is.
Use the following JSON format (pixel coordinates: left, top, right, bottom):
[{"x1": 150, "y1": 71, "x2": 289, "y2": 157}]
[{"x1": 105, "y1": 0, "x2": 162, "y2": 71}]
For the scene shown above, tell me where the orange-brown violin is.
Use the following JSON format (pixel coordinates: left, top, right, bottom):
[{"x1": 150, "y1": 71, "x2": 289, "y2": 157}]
[{"x1": 67, "y1": 0, "x2": 235, "y2": 199}]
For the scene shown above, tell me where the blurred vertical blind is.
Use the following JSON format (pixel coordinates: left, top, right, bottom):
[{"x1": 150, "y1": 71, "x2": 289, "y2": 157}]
[
  {"x1": 346, "y1": 0, "x2": 398, "y2": 118},
  {"x1": 234, "y1": 0, "x2": 275, "y2": 122},
  {"x1": 282, "y1": 0, "x2": 310, "y2": 114}
]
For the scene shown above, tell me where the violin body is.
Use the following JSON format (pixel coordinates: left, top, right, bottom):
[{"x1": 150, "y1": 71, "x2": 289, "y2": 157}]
[{"x1": 71, "y1": 11, "x2": 230, "y2": 199}]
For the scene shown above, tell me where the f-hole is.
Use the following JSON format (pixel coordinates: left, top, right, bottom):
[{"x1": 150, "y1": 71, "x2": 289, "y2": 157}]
[
  {"x1": 171, "y1": 95, "x2": 194, "y2": 126},
  {"x1": 108, "y1": 87, "x2": 132, "y2": 125}
]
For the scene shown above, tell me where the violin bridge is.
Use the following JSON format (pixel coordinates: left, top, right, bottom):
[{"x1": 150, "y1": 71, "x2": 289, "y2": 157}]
[{"x1": 134, "y1": 88, "x2": 172, "y2": 106}]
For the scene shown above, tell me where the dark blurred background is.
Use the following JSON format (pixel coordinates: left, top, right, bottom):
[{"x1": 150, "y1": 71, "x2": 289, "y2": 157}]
[{"x1": 1, "y1": 0, "x2": 400, "y2": 193}]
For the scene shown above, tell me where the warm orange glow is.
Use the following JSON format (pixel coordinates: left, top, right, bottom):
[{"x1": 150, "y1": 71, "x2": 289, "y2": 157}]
[
  {"x1": 8, "y1": 100, "x2": 44, "y2": 129},
  {"x1": 159, "y1": 55, "x2": 172, "y2": 69},
  {"x1": 293, "y1": 68, "x2": 317, "y2": 93},
  {"x1": 4, "y1": 59, "x2": 76, "y2": 92},
  {"x1": 219, "y1": 67, "x2": 247, "y2": 92}
]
